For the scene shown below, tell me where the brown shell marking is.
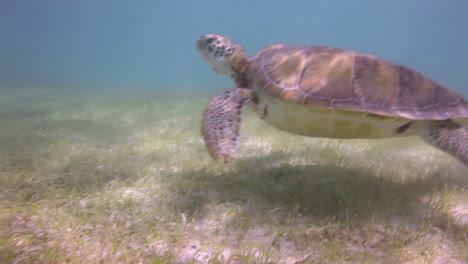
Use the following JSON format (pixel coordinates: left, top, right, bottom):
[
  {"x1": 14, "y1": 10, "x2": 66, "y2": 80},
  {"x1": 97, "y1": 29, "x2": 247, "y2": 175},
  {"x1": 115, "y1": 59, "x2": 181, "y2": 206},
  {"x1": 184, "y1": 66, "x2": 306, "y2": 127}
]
[{"x1": 250, "y1": 44, "x2": 468, "y2": 120}]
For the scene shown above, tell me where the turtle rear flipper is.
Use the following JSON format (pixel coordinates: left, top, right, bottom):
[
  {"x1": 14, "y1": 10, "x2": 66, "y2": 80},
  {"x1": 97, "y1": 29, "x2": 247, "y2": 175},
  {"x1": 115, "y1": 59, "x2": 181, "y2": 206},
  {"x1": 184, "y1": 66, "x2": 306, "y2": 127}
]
[
  {"x1": 415, "y1": 119, "x2": 468, "y2": 165},
  {"x1": 202, "y1": 87, "x2": 252, "y2": 163}
]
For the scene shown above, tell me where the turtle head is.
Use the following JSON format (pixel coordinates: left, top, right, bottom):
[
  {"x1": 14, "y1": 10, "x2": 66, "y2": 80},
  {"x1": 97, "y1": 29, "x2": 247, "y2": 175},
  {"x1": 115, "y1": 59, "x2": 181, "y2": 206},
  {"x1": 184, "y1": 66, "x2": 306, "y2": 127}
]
[{"x1": 197, "y1": 34, "x2": 249, "y2": 84}]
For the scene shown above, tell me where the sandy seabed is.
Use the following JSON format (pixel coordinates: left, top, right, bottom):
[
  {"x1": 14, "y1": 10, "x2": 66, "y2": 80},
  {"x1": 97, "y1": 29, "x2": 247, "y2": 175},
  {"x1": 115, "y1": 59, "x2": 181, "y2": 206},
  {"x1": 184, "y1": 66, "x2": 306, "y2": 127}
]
[{"x1": 0, "y1": 88, "x2": 467, "y2": 264}]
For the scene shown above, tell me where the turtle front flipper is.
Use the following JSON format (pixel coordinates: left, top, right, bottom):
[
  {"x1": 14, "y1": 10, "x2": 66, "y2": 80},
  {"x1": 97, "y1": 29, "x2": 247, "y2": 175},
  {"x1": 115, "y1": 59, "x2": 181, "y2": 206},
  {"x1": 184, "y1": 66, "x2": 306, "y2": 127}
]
[
  {"x1": 202, "y1": 87, "x2": 252, "y2": 163},
  {"x1": 415, "y1": 119, "x2": 468, "y2": 165}
]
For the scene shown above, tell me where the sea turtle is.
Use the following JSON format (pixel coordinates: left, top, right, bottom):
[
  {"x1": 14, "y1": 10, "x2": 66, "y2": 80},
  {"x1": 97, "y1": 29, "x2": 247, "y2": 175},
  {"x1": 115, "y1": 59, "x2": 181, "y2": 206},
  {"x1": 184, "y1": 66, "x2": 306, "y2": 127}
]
[{"x1": 196, "y1": 34, "x2": 468, "y2": 165}]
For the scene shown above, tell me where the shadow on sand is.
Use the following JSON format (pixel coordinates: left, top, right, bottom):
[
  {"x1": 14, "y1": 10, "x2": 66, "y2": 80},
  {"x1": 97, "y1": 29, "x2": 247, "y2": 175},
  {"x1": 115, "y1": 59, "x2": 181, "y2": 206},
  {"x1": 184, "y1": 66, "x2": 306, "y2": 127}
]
[{"x1": 165, "y1": 152, "x2": 468, "y2": 233}]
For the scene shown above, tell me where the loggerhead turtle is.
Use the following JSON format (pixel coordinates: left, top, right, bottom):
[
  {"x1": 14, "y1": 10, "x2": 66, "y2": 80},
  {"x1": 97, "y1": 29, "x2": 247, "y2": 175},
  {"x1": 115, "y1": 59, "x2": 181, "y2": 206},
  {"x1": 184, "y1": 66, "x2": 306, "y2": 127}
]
[{"x1": 196, "y1": 34, "x2": 468, "y2": 165}]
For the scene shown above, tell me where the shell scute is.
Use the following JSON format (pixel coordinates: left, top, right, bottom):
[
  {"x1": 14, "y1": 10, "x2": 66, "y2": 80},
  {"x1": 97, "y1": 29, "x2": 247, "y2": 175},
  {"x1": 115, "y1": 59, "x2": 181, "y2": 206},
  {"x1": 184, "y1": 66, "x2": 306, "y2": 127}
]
[{"x1": 249, "y1": 44, "x2": 468, "y2": 120}]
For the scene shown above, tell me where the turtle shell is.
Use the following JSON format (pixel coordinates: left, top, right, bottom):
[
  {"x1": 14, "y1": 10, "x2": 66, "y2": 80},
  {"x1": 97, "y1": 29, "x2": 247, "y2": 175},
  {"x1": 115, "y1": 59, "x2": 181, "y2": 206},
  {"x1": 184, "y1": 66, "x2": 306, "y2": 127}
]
[{"x1": 248, "y1": 44, "x2": 468, "y2": 120}]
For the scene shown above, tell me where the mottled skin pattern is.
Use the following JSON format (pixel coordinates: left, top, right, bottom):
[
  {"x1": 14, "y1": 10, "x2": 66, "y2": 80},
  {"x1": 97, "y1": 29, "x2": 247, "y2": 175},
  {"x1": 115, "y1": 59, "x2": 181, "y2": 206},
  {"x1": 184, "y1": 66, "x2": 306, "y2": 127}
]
[
  {"x1": 197, "y1": 34, "x2": 468, "y2": 165},
  {"x1": 415, "y1": 120, "x2": 468, "y2": 164},
  {"x1": 202, "y1": 88, "x2": 252, "y2": 163}
]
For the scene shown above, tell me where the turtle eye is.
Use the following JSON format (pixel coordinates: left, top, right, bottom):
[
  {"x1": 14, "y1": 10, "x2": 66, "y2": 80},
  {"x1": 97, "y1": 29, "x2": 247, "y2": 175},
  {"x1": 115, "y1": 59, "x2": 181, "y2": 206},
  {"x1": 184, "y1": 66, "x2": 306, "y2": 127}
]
[{"x1": 206, "y1": 38, "x2": 215, "y2": 44}]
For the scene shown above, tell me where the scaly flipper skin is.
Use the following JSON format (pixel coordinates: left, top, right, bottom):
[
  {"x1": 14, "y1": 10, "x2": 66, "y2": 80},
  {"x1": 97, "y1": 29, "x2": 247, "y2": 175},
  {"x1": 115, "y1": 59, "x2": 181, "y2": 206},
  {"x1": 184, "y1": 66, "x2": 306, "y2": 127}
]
[
  {"x1": 202, "y1": 88, "x2": 252, "y2": 163},
  {"x1": 415, "y1": 120, "x2": 468, "y2": 165}
]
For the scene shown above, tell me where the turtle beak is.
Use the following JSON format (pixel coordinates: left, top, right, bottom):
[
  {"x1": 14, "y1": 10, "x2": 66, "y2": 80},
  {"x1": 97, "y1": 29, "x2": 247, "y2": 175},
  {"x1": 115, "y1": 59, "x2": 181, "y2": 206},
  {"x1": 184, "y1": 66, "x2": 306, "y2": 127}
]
[
  {"x1": 196, "y1": 35, "x2": 209, "y2": 50},
  {"x1": 196, "y1": 34, "x2": 220, "y2": 51},
  {"x1": 196, "y1": 38, "x2": 206, "y2": 50},
  {"x1": 196, "y1": 35, "x2": 216, "y2": 63}
]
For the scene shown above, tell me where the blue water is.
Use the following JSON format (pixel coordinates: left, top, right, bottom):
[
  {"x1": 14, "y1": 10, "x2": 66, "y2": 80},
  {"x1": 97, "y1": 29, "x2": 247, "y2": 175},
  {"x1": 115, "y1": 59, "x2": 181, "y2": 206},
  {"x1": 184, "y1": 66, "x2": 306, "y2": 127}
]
[{"x1": 1, "y1": 0, "x2": 468, "y2": 96}]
